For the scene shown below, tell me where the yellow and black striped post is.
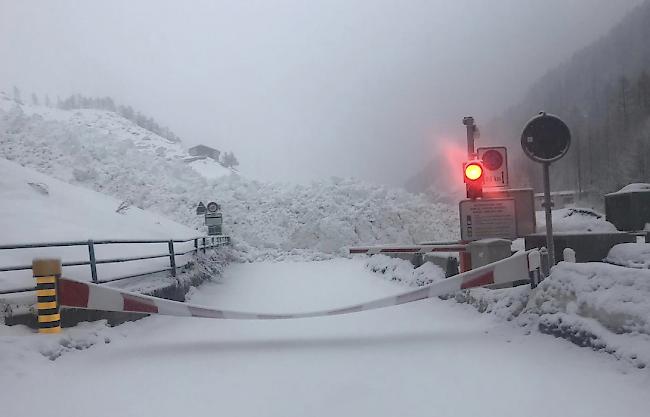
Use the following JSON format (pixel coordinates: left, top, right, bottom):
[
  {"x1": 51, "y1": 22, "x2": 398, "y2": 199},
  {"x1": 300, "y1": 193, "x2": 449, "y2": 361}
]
[{"x1": 33, "y1": 258, "x2": 62, "y2": 334}]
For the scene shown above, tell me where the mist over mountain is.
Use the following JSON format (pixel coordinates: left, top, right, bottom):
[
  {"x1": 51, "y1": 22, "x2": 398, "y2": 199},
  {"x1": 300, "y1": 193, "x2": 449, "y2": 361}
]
[{"x1": 407, "y1": 0, "x2": 650, "y2": 197}]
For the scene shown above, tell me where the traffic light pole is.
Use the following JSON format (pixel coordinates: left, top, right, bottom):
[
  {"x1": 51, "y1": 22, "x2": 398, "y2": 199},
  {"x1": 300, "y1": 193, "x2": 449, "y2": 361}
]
[
  {"x1": 463, "y1": 116, "x2": 475, "y2": 157},
  {"x1": 542, "y1": 162, "x2": 556, "y2": 266}
]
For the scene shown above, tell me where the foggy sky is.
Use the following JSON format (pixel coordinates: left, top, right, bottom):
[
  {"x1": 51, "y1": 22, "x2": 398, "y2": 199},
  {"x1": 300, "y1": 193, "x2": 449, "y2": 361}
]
[{"x1": 0, "y1": 0, "x2": 643, "y2": 185}]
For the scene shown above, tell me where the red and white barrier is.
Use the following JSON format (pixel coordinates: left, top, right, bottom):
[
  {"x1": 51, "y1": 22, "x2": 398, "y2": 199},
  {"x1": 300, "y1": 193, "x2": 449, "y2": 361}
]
[
  {"x1": 349, "y1": 244, "x2": 467, "y2": 255},
  {"x1": 58, "y1": 250, "x2": 539, "y2": 320}
]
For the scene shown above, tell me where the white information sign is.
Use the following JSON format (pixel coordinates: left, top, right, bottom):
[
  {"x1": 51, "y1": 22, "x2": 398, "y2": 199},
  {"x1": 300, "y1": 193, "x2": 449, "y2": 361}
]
[
  {"x1": 459, "y1": 198, "x2": 517, "y2": 241},
  {"x1": 477, "y1": 147, "x2": 508, "y2": 188}
]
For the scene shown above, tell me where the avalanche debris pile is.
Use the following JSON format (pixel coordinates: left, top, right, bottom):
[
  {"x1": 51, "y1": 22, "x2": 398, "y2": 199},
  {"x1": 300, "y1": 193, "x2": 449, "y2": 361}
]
[{"x1": 0, "y1": 97, "x2": 458, "y2": 259}]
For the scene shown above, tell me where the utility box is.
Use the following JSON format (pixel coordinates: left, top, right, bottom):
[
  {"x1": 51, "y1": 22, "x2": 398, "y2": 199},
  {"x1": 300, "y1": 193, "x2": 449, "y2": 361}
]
[
  {"x1": 482, "y1": 188, "x2": 536, "y2": 237},
  {"x1": 605, "y1": 185, "x2": 650, "y2": 231},
  {"x1": 524, "y1": 232, "x2": 635, "y2": 263},
  {"x1": 467, "y1": 239, "x2": 512, "y2": 269}
]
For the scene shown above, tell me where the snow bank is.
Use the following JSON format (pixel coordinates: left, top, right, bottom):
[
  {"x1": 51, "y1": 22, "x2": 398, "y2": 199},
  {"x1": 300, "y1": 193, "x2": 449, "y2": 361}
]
[
  {"x1": 606, "y1": 183, "x2": 650, "y2": 195},
  {"x1": 0, "y1": 97, "x2": 458, "y2": 259},
  {"x1": 536, "y1": 207, "x2": 617, "y2": 233},
  {"x1": 605, "y1": 243, "x2": 650, "y2": 268},
  {"x1": 365, "y1": 255, "x2": 650, "y2": 368},
  {"x1": 365, "y1": 254, "x2": 446, "y2": 287}
]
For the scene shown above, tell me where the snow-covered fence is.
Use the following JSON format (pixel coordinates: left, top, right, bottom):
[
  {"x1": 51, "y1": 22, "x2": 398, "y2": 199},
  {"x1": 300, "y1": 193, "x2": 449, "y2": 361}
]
[{"x1": 0, "y1": 235, "x2": 230, "y2": 295}]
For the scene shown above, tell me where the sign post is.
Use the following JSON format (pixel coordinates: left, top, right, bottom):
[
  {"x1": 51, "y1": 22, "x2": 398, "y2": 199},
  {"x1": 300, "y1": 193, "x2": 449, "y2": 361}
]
[
  {"x1": 521, "y1": 112, "x2": 571, "y2": 266},
  {"x1": 205, "y1": 201, "x2": 223, "y2": 236}
]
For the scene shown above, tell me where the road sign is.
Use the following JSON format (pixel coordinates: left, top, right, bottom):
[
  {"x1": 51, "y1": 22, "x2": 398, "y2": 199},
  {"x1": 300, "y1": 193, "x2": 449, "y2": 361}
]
[
  {"x1": 521, "y1": 112, "x2": 571, "y2": 163},
  {"x1": 207, "y1": 201, "x2": 220, "y2": 213},
  {"x1": 520, "y1": 112, "x2": 572, "y2": 266},
  {"x1": 205, "y1": 212, "x2": 222, "y2": 226},
  {"x1": 477, "y1": 147, "x2": 508, "y2": 187},
  {"x1": 196, "y1": 202, "x2": 206, "y2": 215},
  {"x1": 459, "y1": 198, "x2": 517, "y2": 241}
]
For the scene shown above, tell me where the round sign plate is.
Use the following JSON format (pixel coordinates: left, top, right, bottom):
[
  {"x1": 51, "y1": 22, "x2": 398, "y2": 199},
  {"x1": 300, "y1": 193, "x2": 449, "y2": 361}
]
[
  {"x1": 207, "y1": 202, "x2": 220, "y2": 213},
  {"x1": 521, "y1": 112, "x2": 571, "y2": 163},
  {"x1": 481, "y1": 149, "x2": 503, "y2": 171}
]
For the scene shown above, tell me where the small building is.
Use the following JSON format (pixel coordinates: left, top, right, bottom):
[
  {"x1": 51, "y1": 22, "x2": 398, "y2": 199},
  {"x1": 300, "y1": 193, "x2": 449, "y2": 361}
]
[{"x1": 188, "y1": 145, "x2": 220, "y2": 161}]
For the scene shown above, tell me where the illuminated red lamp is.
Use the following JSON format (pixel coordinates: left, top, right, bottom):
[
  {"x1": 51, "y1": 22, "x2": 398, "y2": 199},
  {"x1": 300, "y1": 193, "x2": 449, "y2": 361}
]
[{"x1": 463, "y1": 160, "x2": 484, "y2": 199}]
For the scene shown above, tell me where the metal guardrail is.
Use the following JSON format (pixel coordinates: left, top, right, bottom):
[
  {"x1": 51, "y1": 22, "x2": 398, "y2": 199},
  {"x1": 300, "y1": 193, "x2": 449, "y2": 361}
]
[{"x1": 0, "y1": 235, "x2": 230, "y2": 295}]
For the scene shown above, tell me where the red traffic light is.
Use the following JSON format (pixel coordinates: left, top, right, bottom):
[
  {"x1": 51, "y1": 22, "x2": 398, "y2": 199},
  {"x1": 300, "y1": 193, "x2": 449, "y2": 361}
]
[
  {"x1": 464, "y1": 162, "x2": 483, "y2": 181},
  {"x1": 463, "y1": 160, "x2": 484, "y2": 199},
  {"x1": 463, "y1": 161, "x2": 484, "y2": 183}
]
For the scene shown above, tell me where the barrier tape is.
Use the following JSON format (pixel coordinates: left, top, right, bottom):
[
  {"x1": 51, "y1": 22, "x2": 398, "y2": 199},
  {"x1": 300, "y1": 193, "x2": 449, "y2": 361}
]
[{"x1": 57, "y1": 250, "x2": 538, "y2": 320}]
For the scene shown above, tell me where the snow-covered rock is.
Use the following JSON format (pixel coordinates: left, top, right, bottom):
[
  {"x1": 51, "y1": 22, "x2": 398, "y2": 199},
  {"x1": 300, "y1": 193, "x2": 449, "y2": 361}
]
[
  {"x1": 605, "y1": 243, "x2": 650, "y2": 269},
  {"x1": 365, "y1": 254, "x2": 446, "y2": 287},
  {"x1": 536, "y1": 207, "x2": 617, "y2": 233}
]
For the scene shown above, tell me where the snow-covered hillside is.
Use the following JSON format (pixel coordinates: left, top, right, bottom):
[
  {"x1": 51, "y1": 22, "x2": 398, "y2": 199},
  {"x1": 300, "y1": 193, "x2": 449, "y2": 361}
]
[
  {"x1": 0, "y1": 92, "x2": 234, "y2": 181},
  {"x1": 0, "y1": 159, "x2": 200, "y2": 292},
  {"x1": 0, "y1": 94, "x2": 459, "y2": 259}
]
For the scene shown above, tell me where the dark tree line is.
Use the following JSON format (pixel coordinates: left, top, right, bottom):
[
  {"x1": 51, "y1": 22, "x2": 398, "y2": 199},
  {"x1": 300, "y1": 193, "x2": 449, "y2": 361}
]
[{"x1": 487, "y1": 0, "x2": 650, "y2": 196}]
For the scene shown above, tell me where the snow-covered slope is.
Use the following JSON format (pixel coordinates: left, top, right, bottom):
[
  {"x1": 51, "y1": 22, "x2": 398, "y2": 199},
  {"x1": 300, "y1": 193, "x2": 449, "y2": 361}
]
[
  {"x1": 0, "y1": 95, "x2": 459, "y2": 259},
  {"x1": 0, "y1": 92, "x2": 234, "y2": 180},
  {"x1": 0, "y1": 158, "x2": 199, "y2": 292}
]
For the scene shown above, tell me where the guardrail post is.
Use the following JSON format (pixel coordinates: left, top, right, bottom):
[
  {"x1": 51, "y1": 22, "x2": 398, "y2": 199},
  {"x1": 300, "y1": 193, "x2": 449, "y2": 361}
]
[
  {"x1": 194, "y1": 238, "x2": 198, "y2": 253},
  {"x1": 202, "y1": 237, "x2": 206, "y2": 254},
  {"x1": 33, "y1": 258, "x2": 61, "y2": 334},
  {"x1": 168, "y1": 240, "x2": 176, "y2": 277},
  {"x1": 540, "y1": 247, "x2": 550, "y2": 278},
  {"x1": 88, "y1": 239, "x2": 98, "y2": 283}
]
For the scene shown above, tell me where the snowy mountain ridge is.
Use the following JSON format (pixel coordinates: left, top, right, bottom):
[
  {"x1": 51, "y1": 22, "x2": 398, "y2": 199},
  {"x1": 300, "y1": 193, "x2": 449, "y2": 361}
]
[
  {"x1": 0, "y1": 93, "x2": 459, "y2": 259},
  {"x1": 0, "y1": 92, "x2": 234, "y2": 180}
]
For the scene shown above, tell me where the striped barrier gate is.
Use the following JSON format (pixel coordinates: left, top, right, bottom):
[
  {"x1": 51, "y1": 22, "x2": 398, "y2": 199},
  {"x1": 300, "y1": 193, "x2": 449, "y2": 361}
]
[
  {"x1": 33, "y1": 249, "x2": 540, "y2": 325},
  {"x1": 348, "y1": 243, "x2": 472, "y2": 271}
]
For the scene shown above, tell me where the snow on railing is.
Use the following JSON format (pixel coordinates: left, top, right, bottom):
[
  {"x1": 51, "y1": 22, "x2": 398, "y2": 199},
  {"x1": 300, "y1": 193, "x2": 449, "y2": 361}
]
[{"x1": 0, "y1": 235, "x2": 230, "y2": 294}]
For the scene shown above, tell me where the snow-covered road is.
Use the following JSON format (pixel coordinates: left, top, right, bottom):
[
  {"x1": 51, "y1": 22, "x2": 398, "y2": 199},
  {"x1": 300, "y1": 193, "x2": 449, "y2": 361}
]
[{"x1": 2, "y1": 258, "x2": 649, "y2": 417}]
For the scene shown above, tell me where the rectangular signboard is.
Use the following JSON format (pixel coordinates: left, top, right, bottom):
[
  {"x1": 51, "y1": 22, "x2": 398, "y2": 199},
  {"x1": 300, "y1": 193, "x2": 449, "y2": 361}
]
[
  {"x1": 459, "y1": 198, "x2": 517, "y2": 241},
  {"x1": 477, "y1": 147, "x2": 508, "y2": 188}
]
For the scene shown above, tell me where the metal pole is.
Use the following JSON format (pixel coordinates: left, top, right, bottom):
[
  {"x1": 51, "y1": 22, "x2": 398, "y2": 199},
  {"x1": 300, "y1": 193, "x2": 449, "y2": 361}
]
[
  {"x1": 542, "y1": 163, "x2": 556, "y2": 266},
  {"x1": 464, "y1": 117, "x2": 475, "y2": 157},
  {"x1": 168, "y1": 240, "x2": 176, "y2": 277},
  {"x1": 88, "y1": 240, "x2": 98, "y2": 283}
]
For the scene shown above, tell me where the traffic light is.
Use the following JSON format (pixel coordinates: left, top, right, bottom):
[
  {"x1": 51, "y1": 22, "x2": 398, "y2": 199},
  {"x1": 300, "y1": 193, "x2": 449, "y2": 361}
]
[{"x1": 463, "y1": 160, "x2": 484, "y2": 199}]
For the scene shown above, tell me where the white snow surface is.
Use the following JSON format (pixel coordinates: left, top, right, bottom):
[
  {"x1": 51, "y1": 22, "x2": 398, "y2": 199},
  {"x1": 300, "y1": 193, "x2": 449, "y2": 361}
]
[
  {"x1": 2, "y1": 258, "x2": 649, "y2": 417},
  {"x1": 605, "y1": 243, "x2": 650, "y2": 268},
  {"x1": 0, "y1": 158, "x2": 198, "y2": 293},
  {"x1": 366, "y1": 255, "x2": 650, "y2": 368},
  {"x1": 536, "y1": 207, "x2": 617, "y2": 233},
  {"x1": 186, "y1": 157, "x2": 234, "y2": 180},
  {"x1": 0, "y1": 95, "x2": 458, "y2": 259}
]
